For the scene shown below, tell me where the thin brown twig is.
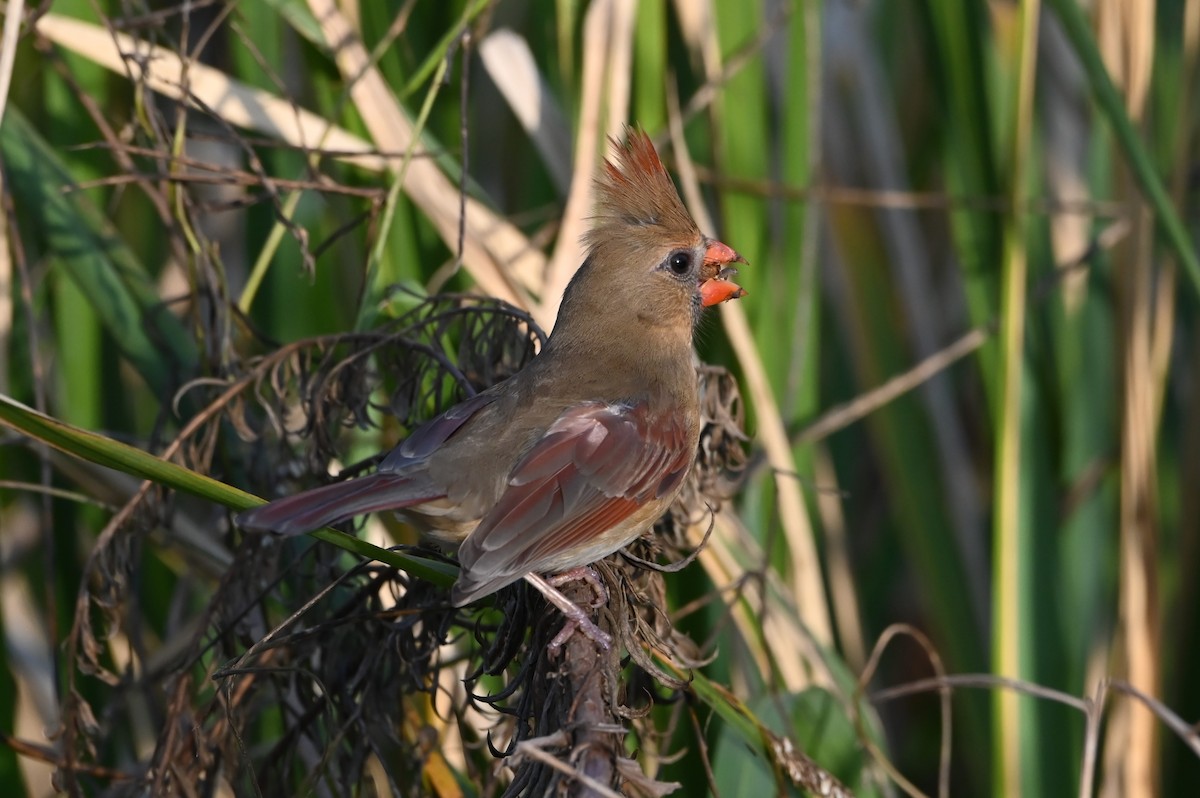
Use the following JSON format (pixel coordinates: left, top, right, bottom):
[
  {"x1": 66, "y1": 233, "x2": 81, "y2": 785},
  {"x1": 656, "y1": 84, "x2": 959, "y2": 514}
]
[
  {"x1": 70, "y1": 169, "x2": 384, "y2": 198},
  {"x1": 179, "y1": 89, "x2": 318, "y2": 275},
  {"x1": 686, "y1": 700, "x2": 722, "y2": 796},
  {"x1": 1080, "y1": 677, "x2": 1106, "y2": 798},
  {"x1": 1106, "y1": 678, "x2": 1200, "y2": 759},
  {"x1": 37, "y1": 21, "x2": 179, "y2": 235},
  {"x1": 0, "y1": 480, "x2": 119, "y2": 511},
  {"x1": 107, "y1": 0, "x2": 225, "y2": 30},
  {"x1": 71, "y1": 132, "x2": 445, "y2": 161},
  {"x1": 785, "y1": 218, "x2": 1131, "y2": 452},
  {"x1": 620, "y1": 508, "x2": 715, "y2": 573},
  {"x1": 856, "y1": 624, "x2": 950, "y2": 798},
  {"x1": 863, "y1": 670, "x2": 1200, "y2": 795},
  {"x1": 871, "y1": 673, "x2": 1089, "y2": 714},
  {"x1": 0, "y1": 728, "x2": 133, "y2": 782},
  {"x1": 511, "y1": 732, "x2": 624, "y2": 798},
  {"x1": 685, "y1": 162, "x2": 1133, "y2": 218}
]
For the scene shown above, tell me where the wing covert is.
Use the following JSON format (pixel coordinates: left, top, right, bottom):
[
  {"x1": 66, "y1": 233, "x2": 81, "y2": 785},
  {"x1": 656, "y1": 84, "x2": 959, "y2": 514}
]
[{"x1": 451, "y1": 399, "x2": 695, "y2": 605}]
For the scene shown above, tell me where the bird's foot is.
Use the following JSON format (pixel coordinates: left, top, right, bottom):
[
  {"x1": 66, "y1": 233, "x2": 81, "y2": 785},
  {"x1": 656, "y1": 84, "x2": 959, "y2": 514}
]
[
  {"x1": 547, "y1": 565, "x2": 608, "y2": 609},
  {"x1": 523, "y1": 573, "x2": 612, "y2": 652},
  {"x1": 546, "y1": 616, "x2": 608, "y2": 652}
]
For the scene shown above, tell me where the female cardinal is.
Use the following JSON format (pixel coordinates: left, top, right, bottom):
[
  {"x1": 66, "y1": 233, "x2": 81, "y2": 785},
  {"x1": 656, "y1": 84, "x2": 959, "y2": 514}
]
[{"x1": 237, "y1": 128, "x2": 745, "y2": 628}]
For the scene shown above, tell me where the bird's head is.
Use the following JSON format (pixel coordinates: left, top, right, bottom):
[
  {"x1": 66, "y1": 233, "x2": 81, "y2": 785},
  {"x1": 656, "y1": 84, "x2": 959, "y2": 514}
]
[{"x1": 554, "y1": 128, "x2": 745, "y2": 350}]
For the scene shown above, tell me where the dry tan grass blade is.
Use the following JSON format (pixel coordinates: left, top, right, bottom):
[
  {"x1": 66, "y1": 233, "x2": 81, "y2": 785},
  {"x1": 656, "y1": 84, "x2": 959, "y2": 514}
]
[
  {"x1": 0, "y1": 0, "x2": 23, "y2": 128},
  {"x1": 478, "y1": 29, "x2": 574, "y2": 194},
  {"x1": 540, "y1": 0, "x2": 637, "y2": 329},
  {"x1": 699, "y1": 511, "x2": 827, "y2": 693},
  {"x1": 665, "y1": 107, "x2": 833, "y2": 648},
  {"x1": 1096, "y1": 3, "x2": 1162, "y2": 795},
  {"x1": 34, "y1": 14, "x2": 391, "y2": 166}
]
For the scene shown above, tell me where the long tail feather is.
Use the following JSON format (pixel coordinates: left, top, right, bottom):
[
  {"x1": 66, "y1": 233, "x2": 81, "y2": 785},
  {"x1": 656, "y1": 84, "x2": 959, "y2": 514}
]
[{"x1": 236, "y1": 473, "x2": 443, "y2": 536}]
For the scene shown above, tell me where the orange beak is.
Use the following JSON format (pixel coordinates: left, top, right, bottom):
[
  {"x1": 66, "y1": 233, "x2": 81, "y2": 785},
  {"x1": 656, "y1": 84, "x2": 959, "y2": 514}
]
[{"x1": 699, "y1": 239, "x2": 747, "y2": 307}]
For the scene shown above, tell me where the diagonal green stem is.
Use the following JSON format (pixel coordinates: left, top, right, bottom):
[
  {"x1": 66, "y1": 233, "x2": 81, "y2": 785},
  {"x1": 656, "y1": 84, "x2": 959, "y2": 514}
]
[{"x1": 0, "y1": 394, "x2": 457, "y2": 586}]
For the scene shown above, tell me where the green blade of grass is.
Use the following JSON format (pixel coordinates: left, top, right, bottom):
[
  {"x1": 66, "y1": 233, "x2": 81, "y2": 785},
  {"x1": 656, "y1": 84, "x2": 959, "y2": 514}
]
[
  {"x1": 991, "y1": 2, "x2": 1041, "y2": 792},
  {"x1": 0, "y1": 394, "x2": 457, "y2": 586},
  {"x1": 397, "y1": 0, "x2": 491, "y2": 100},
  {"x1": 926, "y1": 0, "x2": 1004, "y2": 409}
]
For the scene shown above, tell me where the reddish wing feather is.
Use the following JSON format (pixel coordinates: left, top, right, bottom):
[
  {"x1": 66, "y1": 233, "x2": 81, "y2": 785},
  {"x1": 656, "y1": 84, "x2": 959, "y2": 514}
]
[
  {"x1": 451, "y1": 400, "x2": 693, "y2": 605},
  {"x1": 522, "y1": 496, "x2": 642, "y2": 564}
]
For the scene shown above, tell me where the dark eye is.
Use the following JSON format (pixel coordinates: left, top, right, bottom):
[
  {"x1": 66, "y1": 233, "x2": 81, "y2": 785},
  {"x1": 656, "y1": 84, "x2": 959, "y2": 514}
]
[{"x1": 667, "y1": 251, "x2": 692, "y2": 276}]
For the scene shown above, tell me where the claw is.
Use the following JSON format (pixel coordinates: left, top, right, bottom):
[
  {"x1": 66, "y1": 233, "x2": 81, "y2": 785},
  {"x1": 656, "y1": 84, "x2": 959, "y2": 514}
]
[
  {"x1": 547, "y1": 565, "x2": 608, "y2": 608},
  {"x1": 524, "y1": 573, "x2": 612, "y2": 652}
]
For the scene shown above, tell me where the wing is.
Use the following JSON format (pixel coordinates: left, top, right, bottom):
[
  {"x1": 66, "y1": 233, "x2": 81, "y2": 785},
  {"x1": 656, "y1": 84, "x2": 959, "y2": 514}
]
[
  {"x1": 379, "y1": 390, "x2": 500, "y2": 470},
  {"x1": 451, "y1": 400, "x2": 695, "y2": 605},
  {"x1": 238, "y1": 390, "x2": 498, "y2": 535}
]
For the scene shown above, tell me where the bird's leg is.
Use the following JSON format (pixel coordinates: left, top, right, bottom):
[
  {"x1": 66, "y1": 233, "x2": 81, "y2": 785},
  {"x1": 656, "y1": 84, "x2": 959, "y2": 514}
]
[
  {"x1": 547, "y1": 565, "x2": 608, "y2": 609},
  {"x1": 523, "y1": 573, "x2": 612, "y2": 651}
]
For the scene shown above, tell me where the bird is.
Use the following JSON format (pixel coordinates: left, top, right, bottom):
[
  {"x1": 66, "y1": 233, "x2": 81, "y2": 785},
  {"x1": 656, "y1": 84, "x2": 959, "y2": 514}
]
[{"x1": 237, "y1": 128, "x2": 745, "y2": 639}]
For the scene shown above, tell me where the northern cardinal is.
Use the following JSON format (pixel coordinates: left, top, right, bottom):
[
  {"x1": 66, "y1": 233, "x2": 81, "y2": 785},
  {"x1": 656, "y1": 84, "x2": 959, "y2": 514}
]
[{"x1": 237, "y1": 128, "x2": 745, "y2": 628}]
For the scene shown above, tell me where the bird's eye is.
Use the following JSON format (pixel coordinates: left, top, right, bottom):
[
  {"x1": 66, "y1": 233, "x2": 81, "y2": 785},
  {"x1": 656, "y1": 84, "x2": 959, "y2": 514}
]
[{"x1": 667, "y1": 251, "x2": 692, "y2": 276}]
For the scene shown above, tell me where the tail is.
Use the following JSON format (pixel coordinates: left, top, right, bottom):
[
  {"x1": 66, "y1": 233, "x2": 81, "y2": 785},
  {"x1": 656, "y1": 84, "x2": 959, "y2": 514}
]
[{"x1": 236, "y1": 472, "x2": 443, "y2": 536}]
